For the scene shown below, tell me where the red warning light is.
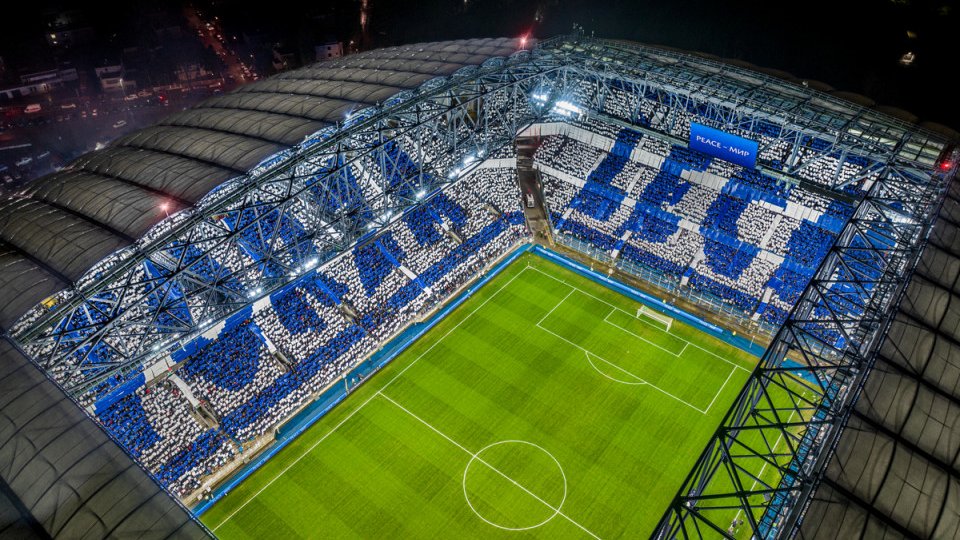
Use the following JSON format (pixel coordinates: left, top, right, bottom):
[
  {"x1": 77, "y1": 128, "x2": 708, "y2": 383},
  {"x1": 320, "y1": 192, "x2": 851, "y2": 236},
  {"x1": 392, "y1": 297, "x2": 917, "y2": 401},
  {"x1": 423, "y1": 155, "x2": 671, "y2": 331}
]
[{"x1": 935, "y1": 144, "x2": 959, "y2": 174}]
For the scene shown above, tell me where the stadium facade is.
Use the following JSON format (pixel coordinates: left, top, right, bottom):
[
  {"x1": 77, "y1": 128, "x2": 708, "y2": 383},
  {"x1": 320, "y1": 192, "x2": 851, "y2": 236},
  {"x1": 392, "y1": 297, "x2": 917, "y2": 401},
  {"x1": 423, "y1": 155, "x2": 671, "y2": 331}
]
[{"x1": 0, "y1": 33, "x2": 956, "y2": 538}]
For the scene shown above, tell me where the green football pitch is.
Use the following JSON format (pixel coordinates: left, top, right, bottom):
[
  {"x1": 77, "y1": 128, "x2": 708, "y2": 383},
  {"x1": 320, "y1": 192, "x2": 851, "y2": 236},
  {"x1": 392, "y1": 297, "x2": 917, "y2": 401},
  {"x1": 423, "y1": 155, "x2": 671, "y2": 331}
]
[{"x1": 202, "y1": 252, "x2": 763, "y2": 538}]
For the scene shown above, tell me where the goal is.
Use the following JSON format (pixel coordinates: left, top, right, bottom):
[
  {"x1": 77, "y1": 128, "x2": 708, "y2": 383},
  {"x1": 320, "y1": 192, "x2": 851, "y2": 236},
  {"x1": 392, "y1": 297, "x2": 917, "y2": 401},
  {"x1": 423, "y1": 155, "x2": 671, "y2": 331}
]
[{"x1": 637, "y1": 305, "x2": 673, "y2": 332}]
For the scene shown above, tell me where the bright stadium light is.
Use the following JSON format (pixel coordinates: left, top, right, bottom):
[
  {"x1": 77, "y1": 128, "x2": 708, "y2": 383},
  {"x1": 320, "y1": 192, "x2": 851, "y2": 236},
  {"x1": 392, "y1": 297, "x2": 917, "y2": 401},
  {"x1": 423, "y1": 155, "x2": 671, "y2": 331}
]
[
  {"x1": 416, "y1": 189, "x2": 426, "y2": 200},
  {"x1": 553, "y1": 100, "x2": 582, "y2": 117}
]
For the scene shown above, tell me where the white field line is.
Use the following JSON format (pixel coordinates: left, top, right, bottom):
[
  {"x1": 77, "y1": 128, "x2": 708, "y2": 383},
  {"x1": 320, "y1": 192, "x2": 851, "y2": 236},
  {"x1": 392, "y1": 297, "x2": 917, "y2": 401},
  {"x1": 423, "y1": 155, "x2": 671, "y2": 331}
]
[
  {"x1": 535, "y1": 279, "x2": 742, "y2": 416},
  {"x1": 377, "y1": 391, "x2": 602, "y2": 539},
  {"x1": 212, "y1": 267, "x2": 529, "y2": 531},
  {"x1": 602, "y1": 308, "x2": 685, "y2": 357},
  {"x1": 537, "y1": 290, "x2": 575, "y2": 326},
  {"x1": 526, "y1": 266, "x2": 750, "y2": 373},
  {"x1": 535, "y1": 310, "x2": 709, "y2": 415},
  {"x1": 732, "y1": 407, "x2": 801, "y2": 525},
  {"x1": 702, "y1": 366, "x2": 736, "y2": 415},
  {"x1": 584, "y1": 350, "x2": 645, "y2": 384}
]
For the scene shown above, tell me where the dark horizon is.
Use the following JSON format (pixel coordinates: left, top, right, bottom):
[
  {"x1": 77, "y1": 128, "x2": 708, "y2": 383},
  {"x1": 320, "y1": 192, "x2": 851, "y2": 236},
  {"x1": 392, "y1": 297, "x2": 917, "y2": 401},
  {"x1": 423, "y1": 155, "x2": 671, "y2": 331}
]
[
  {"x1": 370, "y1": 0, "x2": 958, "y2": 130},
  {"x1": 1, "y1": 0, "x2": 954, "y2": 127},
  {"x1": 1, "y1": 0, "x2": 956, "y2": 186}
]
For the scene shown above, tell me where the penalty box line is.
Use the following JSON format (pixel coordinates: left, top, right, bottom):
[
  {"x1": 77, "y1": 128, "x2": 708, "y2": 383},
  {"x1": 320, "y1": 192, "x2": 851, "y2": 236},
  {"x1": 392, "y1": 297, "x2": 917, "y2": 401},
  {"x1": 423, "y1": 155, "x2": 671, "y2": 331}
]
[
  {"x1": 536, "y1": 319, "x2": 715, "y2": 414},
  {"x1": 377, "y1": 391, "x2": 601, "y2": 539},
  {"x1": 526, "y1": 265, "x2": 750, "y2": 374},
  {"x1": 534, "y1": 282, "x2": 737, "y2": 415},
  {"x1": 211, "y1": 266, "x2": 531, "y2": 531},
  {"x1": 601, "y1": 308, "x2": 687, "y2": 358}
]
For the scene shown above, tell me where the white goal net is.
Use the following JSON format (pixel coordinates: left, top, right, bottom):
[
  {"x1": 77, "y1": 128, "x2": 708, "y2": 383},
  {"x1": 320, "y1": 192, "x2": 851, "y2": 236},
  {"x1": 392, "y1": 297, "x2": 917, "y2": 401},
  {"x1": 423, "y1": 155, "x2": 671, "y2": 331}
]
[{"x1": 637, "y1": 305, "x2": 673, "y2": 332}]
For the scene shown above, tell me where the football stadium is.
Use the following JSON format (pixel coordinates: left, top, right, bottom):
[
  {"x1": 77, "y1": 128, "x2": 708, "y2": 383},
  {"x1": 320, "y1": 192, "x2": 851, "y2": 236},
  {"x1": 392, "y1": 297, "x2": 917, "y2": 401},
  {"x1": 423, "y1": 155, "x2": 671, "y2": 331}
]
[{"x1": 1, "y1": 33, "x2": 958, "y2": 539}]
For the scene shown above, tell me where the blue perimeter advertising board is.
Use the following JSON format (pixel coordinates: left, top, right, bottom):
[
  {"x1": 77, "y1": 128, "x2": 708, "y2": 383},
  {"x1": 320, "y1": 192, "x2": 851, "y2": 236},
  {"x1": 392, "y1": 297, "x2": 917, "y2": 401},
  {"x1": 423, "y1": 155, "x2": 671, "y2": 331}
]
[{"x1": 689, "y1": 122, "x2": 759, "y2": 168}]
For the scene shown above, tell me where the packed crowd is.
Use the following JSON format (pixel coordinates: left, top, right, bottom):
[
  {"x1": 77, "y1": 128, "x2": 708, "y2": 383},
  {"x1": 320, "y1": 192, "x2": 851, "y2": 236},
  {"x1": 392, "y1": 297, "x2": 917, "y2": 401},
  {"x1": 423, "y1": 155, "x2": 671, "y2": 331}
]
[
  {"x1": 92, "y1": 163, "x2": 528, "y2": 500},
  {"x1": 536, "y1": 125, "x2": 843, "y2": 320},
  {"x1": 75, "y1": 92, "x2": 870, "y2": 500},
  {"x1": 96, "y1": 380, "x2": 235, "y2": 498},
  {"x1": 592, "y1": 81, "x2": 876, "y2": 191},
  {"x1": 18, "y1": 81, "x2": 876, "y2": 394}
]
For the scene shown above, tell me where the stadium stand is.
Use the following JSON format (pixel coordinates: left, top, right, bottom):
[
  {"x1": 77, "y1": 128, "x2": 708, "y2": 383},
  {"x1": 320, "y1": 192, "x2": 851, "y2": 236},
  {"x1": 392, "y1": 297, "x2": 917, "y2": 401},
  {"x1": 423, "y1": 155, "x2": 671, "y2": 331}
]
[
  {"x1": 535, "y1": 123, "x2": 841, "y2": 318},
  {"x1": 0, "y1": 38, "x2": 532, "y2": 524},
  {"x1": 797, "y1": 177, "x2": 960, "y2": 540},
  {"x1": 0, "y1": 338, "x2": 209, "y2": 537},
  {"x1": 79, "y1": 163, "x2": 527, "y2": 497},
  {"x1": 0, "y1": 34, "x2": 952, "y2": 540}
]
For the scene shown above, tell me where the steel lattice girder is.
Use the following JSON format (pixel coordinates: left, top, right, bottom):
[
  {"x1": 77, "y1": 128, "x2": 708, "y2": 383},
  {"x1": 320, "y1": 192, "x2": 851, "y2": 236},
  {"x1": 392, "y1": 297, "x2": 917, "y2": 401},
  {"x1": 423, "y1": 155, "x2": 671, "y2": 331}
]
[
  {"x1": 14, "y1": 50, "x2": 578, "y2": 396},
  {"x1": 542, "y1": 37, "x2": 944, "y2": 187},
  {"x1": 8, "y1": 35, "x2": 950, "y2": 421},
  {"x1": 653, "y1": 153, "x2": 952, "y2": 538}
]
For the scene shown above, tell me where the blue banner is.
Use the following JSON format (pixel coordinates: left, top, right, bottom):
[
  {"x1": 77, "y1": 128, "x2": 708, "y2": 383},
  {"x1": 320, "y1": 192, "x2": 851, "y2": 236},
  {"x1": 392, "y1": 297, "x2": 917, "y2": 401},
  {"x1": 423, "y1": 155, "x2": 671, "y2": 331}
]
[
  {"x1": 689, "y1": 122, "x2": 759, "y2": 168},
  {"x1": 94, "y1": 373, "x2": 145, "y2": 415}
]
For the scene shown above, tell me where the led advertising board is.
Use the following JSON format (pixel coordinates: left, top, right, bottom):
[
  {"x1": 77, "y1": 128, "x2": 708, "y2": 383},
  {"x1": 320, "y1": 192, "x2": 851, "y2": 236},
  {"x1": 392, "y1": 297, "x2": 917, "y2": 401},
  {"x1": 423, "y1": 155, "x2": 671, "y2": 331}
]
[{"x1": 689, "y1": 122, "x2": 759, "y2": 168}]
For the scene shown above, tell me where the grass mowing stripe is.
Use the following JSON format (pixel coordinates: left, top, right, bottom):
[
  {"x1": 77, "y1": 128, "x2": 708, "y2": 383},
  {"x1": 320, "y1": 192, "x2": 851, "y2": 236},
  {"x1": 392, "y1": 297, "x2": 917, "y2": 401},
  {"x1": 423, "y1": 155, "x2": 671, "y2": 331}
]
[
  {"x1": 602, "y1": 307, "x2": 687, "y2": 355},
  {"x1": 535, "y1": 289, "x2": 726, "y2": 413},
  {"x1": 377, "y1": 391, "x2": 601, "y2": 540},
  {"x1": 209, "y1": 267, "x2": 529, "y2": 532},
  {"x1": 203, "y1": 254, "x2": 769, "y2": 538},
  {"x1": 702, "y1": 366, "x2": 737, "y2": 414},
  {"x1": 525, "y1": 264, "x2": 753, "y2": 375}
]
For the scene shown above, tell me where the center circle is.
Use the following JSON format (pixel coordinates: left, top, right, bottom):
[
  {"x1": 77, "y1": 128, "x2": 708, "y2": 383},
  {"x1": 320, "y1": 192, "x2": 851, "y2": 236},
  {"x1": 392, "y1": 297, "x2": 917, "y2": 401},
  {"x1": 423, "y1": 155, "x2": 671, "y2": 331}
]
[{"x1": 462, "y1": 440, "x2": 567, "y2": 531}]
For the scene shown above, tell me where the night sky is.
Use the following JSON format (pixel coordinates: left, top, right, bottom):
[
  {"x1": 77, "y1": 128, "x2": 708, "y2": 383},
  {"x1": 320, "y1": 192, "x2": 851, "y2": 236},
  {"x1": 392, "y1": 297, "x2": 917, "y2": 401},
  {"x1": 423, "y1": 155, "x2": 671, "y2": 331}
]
[
  {"x1": 1, "y1": 0, "x2": 956, "y2": 128},
  {"x1": 372, "y1": 0, "x2": 958, "y2": 129}
]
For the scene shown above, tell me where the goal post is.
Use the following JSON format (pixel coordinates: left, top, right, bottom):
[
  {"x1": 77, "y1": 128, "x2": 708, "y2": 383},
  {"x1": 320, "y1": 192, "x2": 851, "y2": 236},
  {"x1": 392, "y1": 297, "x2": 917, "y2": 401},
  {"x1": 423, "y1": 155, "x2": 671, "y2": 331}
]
[{"x1": 637, "y1": 305, "x2": 673, "y2": 332}]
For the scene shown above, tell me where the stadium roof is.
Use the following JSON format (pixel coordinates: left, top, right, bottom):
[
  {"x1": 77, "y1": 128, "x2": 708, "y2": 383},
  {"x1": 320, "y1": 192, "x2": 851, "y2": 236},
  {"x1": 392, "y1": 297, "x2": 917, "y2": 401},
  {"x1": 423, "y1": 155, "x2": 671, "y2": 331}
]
[
  {"x1": 0, "y1": 337, "x2": 209, "y2": 538},
  {"x1": 1, "y1": 34, "x2": 956, "y2": 538},
  {"x1": 0, "y1": 37, "x2": 519, "y2": 539},
  {"x1": 798, "y1": 179, "x2": 960, "y2": 539},
  {"x1": 0, "y1": 37, "x2": 521, "y2": 332}
]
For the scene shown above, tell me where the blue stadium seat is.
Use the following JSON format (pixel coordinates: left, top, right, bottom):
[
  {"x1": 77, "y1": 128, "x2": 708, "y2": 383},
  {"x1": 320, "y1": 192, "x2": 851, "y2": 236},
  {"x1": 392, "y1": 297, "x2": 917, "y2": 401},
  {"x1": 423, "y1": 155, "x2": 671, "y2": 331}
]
[
  {"x1": 702, "y1": 240, "x2": 756, "y2": 280},
  {"x1": 785, "y1": 222, "x2": 835, "y2": 268},
  {"x1": 154, "y1": 430, "x2": 231, "y2": 488},
  {"x1": 566, "y1": 128, "x2": 641, "y2": 221},
  {"x1": 179, "y1": 321, "x2": 266, "y2": 392},
  {"x1": 689, "y1": 272, "x2": 758, "y2": 311},
  {"x1": 639, "y1": 171, "x2": 692, "y2": 208},
  {"x1": 353, "y1": 239, "x2": 397, "y2": 297},
  {"x1": 98, "y1": 393, "x2": 162, "y2": 459},
  {"x1": 703, "y1": 194, "x2": 748, "y2": 237},
  {"x1": 272, "y1": 288, "x2": 327, "y2": 335}
]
